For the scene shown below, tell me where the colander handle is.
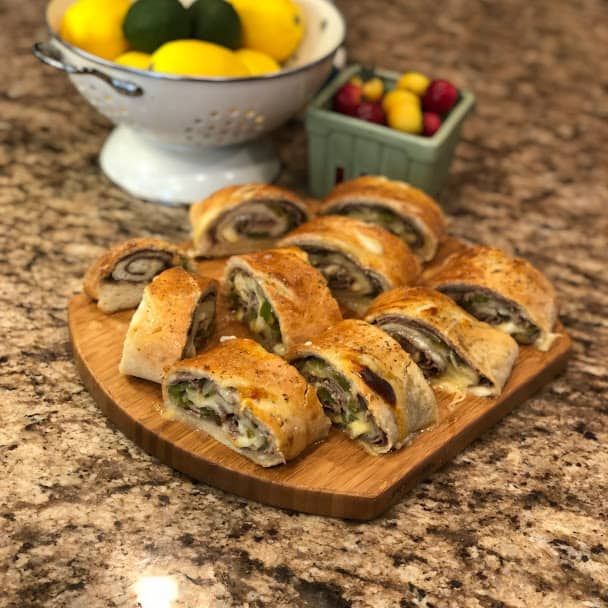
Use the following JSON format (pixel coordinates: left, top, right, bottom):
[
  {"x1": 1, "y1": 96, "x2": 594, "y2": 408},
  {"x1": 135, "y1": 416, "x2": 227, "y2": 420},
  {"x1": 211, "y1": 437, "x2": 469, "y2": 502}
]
[{"x1": 32, "y1": 41, "x2": 143, "y2": 97}]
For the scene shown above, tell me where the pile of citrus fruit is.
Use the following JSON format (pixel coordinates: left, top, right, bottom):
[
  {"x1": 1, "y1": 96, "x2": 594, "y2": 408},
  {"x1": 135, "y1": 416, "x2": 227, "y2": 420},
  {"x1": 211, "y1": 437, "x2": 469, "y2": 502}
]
[
  {"x1": 333, "y1": 70, "x2": 460, "y2": 137},
  {"x1": 60, "y1": 0, "x2": 304, "y2": 77}
]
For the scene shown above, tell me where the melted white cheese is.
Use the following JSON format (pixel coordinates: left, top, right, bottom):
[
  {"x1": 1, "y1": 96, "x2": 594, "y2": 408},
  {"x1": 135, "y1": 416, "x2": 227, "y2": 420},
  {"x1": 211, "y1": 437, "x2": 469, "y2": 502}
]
[
  {"x1": 495, "y1": 320, "x2": 521, "y2": 335},
  {"x1": 349, "y1": 417, "x2": 373, "y2": 438},
  {"x1": 221, "y1": 223, "x2": 241, "y2": 243},
  {"x1": 185, "y1": 387, "x2": 222, "y2": 413},
  {"x1": 535, "y1": 332, "x2": 559, "y2": 352},
  {"x1": 233, "y1": 417, "x2": 267, "y2": 449},
  {"x1": 433, "y1": 363, "x2": 491, "y2": 396}
]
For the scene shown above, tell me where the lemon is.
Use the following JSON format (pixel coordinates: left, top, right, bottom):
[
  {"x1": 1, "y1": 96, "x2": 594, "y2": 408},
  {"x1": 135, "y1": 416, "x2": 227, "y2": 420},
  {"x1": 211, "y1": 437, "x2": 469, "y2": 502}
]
[
  {"x1": 387, "y1": 103, "x2": 423, "y2": 134},
  {"x1": 123, "y1": 0, "x2": 191, "y2": 54},
  {"x1": 115, "y1": 51, "x2": 152, "y2": 69},
  {"x1": 151, "y1": 39, "x2": 249, "y2": 77},
  {"x1": 230, "y1": 0, "x2": 303, "y2": 62},
  {"x1": 235, "y1": 49, "x2": 280, "y2": 75},
  {"x1": 397, "y1": 72, "x2": 430, "y2": 96},
  {"x1": 189, "y1": 0, "x2": 242, "y2": 50},
  {"x1": 60, "y1": 0, "x2": 131, "y2": 60},
  {"x1": 382, "y1": 89, "x2": 420, "y2": 114}
]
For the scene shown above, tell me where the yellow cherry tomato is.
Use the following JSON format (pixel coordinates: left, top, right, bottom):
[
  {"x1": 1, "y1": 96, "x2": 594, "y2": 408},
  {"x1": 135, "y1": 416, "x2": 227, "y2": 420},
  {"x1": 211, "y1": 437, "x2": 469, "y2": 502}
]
[
  {"x1": 397, "y1": 71, "x2": 431, "y2": 96},
  {"x1": 382, "y1": 89, "x2": 420, "y2": 114},
  {"x1": 361, "y1": 77, "x2": 384, "y2": 102},
  {"x1": 387, "y1": 103, "x2": 423, "y2": 134}
]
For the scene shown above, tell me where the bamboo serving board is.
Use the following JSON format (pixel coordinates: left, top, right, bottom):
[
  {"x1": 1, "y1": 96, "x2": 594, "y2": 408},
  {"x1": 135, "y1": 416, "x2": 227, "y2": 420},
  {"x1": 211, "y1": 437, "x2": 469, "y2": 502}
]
[{"x1": 68, "y1": 240, "x2": 572, "y2": 520}]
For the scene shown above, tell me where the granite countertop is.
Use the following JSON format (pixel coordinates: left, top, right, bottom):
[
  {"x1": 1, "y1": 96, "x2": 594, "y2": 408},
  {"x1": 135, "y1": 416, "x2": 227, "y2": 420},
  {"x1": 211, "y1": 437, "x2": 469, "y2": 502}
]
[{"x1": 1, "y1": 0, "x2": 607, "y2": 606}]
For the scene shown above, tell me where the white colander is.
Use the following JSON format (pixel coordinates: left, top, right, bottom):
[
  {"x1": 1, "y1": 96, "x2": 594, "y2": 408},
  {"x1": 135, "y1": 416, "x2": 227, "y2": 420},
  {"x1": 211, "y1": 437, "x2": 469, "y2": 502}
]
[{"x1": 34, "y1": 0, "x2": 345, "y2": 204}]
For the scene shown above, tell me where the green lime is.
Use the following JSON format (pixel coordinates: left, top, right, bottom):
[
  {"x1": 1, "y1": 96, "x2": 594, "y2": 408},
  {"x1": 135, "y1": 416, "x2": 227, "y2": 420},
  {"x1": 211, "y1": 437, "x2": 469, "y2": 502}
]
[
  {"x1": 188, "y1": 0, "x2": 242, "y2": 50},
  {"x1": 123, "y1": 0, "x2": 191, "y2": 54}
]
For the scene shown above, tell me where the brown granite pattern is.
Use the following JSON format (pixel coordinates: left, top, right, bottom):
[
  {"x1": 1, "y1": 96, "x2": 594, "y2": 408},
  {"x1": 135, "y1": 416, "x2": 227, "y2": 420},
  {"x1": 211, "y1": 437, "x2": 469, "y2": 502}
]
[{"x1": 1, "y1": 0, "x2": 607, "y2": 606}]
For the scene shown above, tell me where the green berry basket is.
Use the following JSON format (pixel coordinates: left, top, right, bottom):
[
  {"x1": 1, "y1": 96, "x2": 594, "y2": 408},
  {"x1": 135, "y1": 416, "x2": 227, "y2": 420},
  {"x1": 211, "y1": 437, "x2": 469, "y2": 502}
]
[{"x1": 305, "y1": 64, "x2": 475, "y2": 198}]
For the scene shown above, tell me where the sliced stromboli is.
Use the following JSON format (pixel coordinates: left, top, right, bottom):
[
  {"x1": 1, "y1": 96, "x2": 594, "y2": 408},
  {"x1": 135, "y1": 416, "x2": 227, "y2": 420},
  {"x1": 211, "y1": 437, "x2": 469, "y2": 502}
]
[
  {"x1": 189, "y1": 183, "x2": 310, "y2": 258},
  {"x1": 320, "y1": 175, "x2": 446, "y2": 262},
  {"x1": 288, "y1": 319, "x2": 436, "y2": 454},
  {"x1": 119, "y1": 268, "x2": 218, "y2": 383},
  {"x1": 424, "y1": 246, "x2": 558, "y2": 351},
  {"x1": 279, "y1": 215, "x2": 421, "y2": 315},
  {"x1": 365, "y1": 287, "x2": 519, "y2": 397},
  {"x1": 162, "y1": 338, "x2": 330, "y2": 467},
  {"x1": 84, "y1": 237, "x2": 194, "y2": 313},
  {"x1": 224, "y1": 248, "x2": 342, "y2": 356}
]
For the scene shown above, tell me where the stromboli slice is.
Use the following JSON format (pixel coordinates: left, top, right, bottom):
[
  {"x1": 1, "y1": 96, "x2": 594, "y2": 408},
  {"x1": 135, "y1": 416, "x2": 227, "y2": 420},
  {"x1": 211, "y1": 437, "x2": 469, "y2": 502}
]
[
  {"x1": 84, "y1": 237, "x2": 194, "y2": 313},
  {"x1": 424, "y1": 246, "x2": 558, "y2": 351},
  {"x1": 365, "y1": 287, "x2": 519, "y2": 397},
  {"x1": 279, "y1": 215, "x2": 421, "y2": 315},
  {"x1": 288, "y1": 319, "x2": 437, "y2": 454},
  {"x1": 162, "y1": 338, "x2": 330, "y2": 467},
  {"x1": 224, "y1": 248, "x2": 342, "y2": 356},
  {"x1": 189, "y1": 183, "x2": 310, "y2": 258},
  {"x1": 320, "y1": 175, "x2": 446, "y2": 261},
  {"x1": 119, "y1": 268, "x2": 218, "y2": 383}
]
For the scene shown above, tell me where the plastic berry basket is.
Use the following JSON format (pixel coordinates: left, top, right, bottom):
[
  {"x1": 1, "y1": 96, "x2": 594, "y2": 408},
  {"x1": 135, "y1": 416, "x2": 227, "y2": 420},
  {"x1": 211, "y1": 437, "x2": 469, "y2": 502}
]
[{"x1": 305, "y1": 64, "x2": 475, "y2": 198}]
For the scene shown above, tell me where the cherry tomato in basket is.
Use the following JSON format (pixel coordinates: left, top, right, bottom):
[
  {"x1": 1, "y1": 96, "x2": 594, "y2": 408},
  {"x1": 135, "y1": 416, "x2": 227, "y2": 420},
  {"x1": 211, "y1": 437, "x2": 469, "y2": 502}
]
[
  {"x1": 333, "y1": 82, "x2": 363, "y2": 117},
  {"x1": 423, "y1": 112, "x2": 442, "y2": 136},
  {"x1": 356, "y1": 101, "x2": 386, "y2": 125},
  {"x1": 422, "y1": 79, "x2": 459, "y2": 115}
]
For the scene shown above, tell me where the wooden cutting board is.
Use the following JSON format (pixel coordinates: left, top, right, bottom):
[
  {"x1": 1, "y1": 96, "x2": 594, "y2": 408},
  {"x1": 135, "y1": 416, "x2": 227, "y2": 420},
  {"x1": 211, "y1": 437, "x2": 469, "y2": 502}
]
[{"x1": 68, "y1": 240, "x2": 572, "y2": 520}]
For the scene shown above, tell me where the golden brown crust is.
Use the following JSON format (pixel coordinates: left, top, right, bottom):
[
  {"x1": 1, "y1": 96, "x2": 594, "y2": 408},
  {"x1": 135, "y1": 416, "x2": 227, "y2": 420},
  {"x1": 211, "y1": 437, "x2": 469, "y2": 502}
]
[
  {"x1": 224, "y1": 248, "x2": 342, "y2": 352},
  {"x1": 287, "y1": 319, "x2": 437, "y2": 453},
  {"x1": 321, "y1": 176, "x2": 446, "y2": 261},
  {"x1": 83, "y1": 237, "x2": 188, "y2": 301},
  {"x1": 279, "y1": 215, "x2": 421, "y2": 291},
  {"x1": 119, "y1": 268, "x2": 218, "y2": 383},
  {"x1": 189, "y1": 183, "x2": 311, "y2": 257},
  {"x1": 424, "y1": 246, "x2": 558, "y2": 338},
  {"x1": 162, "y1": 339, "x2": 330, "y2": 463},
  {"x1": 365, "y1": 287, "x2": 519, "y2": 394}
]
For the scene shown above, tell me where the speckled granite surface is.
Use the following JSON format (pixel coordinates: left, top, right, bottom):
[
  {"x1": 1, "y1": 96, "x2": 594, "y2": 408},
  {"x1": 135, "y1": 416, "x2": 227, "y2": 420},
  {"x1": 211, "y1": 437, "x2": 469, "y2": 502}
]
[{"x1": 1, "y1": 0, "x2": 607, "y2": 606}]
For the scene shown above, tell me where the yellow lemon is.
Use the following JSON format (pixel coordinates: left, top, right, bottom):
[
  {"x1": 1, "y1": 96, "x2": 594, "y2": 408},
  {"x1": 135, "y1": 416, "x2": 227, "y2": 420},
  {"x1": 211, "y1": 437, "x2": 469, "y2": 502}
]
[
  {"x1": 397, "y1": 72, "x2": 430, "y2": 96},
  {"x1": 114, "y1": 51, "x2": 152, "y2": 70},
  {"x1": 361, "y1": 77, "x2": 384, "y2": 102},
  {"x1": 387, "y1": 103, "x2": 423, "y2": 134},
  {"x1": 60, "y1": 0, "x2": 131, "y2": 60},
  {"x1": 382, "y1": 89, "x2": 420, "y2": 114},
  {"x1": 235, "y1": 49, "x2": 280, "y2": 75},
  {"x1": 151, "y1": 40, "x2": 249, "y2": 77},
  {"x1": 230, "y1": 0, "x2": 303, "y2": 62}
]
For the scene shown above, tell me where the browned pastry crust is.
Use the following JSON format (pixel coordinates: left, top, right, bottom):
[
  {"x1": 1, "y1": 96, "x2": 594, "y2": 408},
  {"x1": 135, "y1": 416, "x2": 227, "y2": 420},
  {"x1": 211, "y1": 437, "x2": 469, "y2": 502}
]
[
  {"x1": 162, "y1": 338, "x2": 331, "y2": 466},
  {"x1": 83, "y1": 237, "x2": 192, "y2": 312},
  {"x1": 119, "y1": 268, "x2": 218, "y2": 383},
  {"x1": 288, "y1": 319, "x2": 437, "y2": 454},
  {"x1": 224, "y1": 247, "x2": 342, "y2": 355},
  {"x1": 189, "y1": 183, "x2": 311, "y2": 257},
  {"x1": 424, "y1": 246, "x2": 558, "y2": 350},
  {"x1": 365, "y1": 287, "x2": 519, "y2": 396},
  {"x1": 320, "y1": 175, "x2": 446, "y2": 262},
  {"x1": 279, "y1": 215, "x2": 421, "y2": 314}
]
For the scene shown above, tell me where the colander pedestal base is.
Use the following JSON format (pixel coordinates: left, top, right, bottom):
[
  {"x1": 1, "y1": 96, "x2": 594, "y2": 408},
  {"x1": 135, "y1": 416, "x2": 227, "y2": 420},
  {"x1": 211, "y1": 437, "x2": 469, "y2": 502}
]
[{"x1": 99, "y1": 125, "x2": 281, "y2": 205}]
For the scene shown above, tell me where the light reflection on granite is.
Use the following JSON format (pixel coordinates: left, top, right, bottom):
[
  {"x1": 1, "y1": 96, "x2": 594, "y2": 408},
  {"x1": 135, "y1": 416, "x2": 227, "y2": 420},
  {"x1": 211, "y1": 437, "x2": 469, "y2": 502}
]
[{"x1": 1, "y1": 0, "x2": 608, "y2": 606}]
